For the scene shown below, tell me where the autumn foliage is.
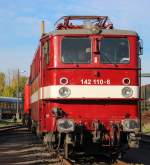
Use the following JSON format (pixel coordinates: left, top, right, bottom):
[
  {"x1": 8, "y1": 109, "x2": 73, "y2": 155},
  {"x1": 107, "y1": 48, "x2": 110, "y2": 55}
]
[{"x1": 0, "y1": 71, "x2": 27, "y2": 97}]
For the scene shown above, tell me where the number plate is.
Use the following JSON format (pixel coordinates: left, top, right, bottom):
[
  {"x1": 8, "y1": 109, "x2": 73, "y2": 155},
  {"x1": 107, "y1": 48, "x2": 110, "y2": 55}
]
[{"x1": 81, "y1": 79, "x2": 111, "y2": 85}]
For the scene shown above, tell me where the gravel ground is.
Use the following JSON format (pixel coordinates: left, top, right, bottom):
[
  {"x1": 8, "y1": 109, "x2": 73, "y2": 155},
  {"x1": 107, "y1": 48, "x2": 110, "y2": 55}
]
[
  {"x1": 0, "y1": 127, "x2": 59, "y2": 165},
  {"x1": 122, "y1": 141, "x2": 150, "y2": 165},
  {"x1": 0, "y1": 127, "x2": 150, "y2": 165}
]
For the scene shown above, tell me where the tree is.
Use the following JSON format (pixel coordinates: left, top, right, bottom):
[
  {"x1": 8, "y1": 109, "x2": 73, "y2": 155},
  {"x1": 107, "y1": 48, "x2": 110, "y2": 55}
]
[
  {"x1": 3, "y1": 86, "x2": 13, "y2": 97},
  {"x1": 0, "y1": 72, "x2": 5, "y2": 96},
  {"x1": 9, "y1": 71, "x2": 27, "y2": 97},
  {"x1": 19, "y1": 76, "x2": 28, "y2": 97},
  {"x1": 0, "y1": 70, "x2": 27, "y2": 97}
]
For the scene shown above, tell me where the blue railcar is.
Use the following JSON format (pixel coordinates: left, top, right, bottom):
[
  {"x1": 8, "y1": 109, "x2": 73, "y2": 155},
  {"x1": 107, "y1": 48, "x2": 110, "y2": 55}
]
[{"x1": 0, "y1": 97, "x2": 23, "y2": 119}]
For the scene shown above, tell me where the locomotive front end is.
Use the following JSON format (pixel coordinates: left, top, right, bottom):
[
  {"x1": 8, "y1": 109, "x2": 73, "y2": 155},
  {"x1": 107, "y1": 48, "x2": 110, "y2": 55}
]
[{"x1": 29, "y1": 16, "x2": 142, "y2": 160}]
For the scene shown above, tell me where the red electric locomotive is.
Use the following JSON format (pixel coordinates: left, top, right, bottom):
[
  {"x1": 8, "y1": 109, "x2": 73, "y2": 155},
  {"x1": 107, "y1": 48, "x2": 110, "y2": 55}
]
[{"x1": 24, "y1": 16, "x2": 143, "y2": 160}]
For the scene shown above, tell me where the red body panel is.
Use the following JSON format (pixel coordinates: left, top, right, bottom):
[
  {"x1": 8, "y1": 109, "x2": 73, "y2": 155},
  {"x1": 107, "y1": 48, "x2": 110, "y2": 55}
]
[
  {"x1": 24, "y1": 83, "x2": 30, "y2": 114},
  {"x1": 40, "y1": 100, "x2": 138, "y2": 132},
  {"x1": 42, "y1": 68, "x2": 138, "y2": 86}
]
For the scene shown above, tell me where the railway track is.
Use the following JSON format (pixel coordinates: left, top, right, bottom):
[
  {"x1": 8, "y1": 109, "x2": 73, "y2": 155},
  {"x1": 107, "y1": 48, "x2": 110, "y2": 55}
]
[
  {"x1": 45, "y1": 148, "x2": 134, "y2": 165},
  {"x1": 41, "y1": 141, "x2": 146, "y2": 165},
  {"x1": 0, "y1": 124, "x2": 22, "y2": 134},
  {"x1": 0, "y1": 126, "x2": 146, "y2": 165},
  {"x1": 58, "y1": 157, "x2": 142, "y2": 165},
  {"x1": 141, "y1": 134, "x2": 150, "y2": 143},
  {"x1": 0, "y1": 126, "x2": 57, "y2": 164}
]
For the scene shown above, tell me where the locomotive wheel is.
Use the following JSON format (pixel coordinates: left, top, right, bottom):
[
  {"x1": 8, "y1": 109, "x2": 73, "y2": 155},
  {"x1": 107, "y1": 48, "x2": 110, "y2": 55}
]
[
  {"x1": 64, "y1": 134, "x2": 73, "y2": 159},
  {"x1": 36, "y1": 123, "x2": 43, "y2": 138},
  {"x1": 31, "y1": 120, "x2": 36, "y2": 134},
  {"x1": 27, "y1": 117, "x2": 32, "y2": 130},
  {"x1": 31, "y1": 126, "x2": 36, "y2": 134},
  {"x1": 44, "y1": 132, "x2": 60, "y2": 151},
  {"x1": 64, "y1": 141, "x2": 69, "y2": 159}
]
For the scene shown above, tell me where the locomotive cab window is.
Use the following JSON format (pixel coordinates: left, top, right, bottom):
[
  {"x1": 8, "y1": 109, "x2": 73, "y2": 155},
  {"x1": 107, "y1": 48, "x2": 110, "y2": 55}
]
[
  {"x1": 43, "y1": 41, "x2": 50, "y2": 64},
  {"x1": 100, "y1": 38, "x2": 129, "y2": 64},
  {"x1": 61, "y1": 38, "x2": 91, "y2": 64}
]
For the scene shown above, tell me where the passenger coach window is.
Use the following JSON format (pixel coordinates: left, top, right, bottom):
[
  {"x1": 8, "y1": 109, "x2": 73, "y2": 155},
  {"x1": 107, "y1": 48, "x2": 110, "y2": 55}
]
[
  {"x1": 100, "y1": 38, "x2": 129, "y2": 64},
  {"x1": 62, "y1": 38, "x2": 91, "y2": 64}
]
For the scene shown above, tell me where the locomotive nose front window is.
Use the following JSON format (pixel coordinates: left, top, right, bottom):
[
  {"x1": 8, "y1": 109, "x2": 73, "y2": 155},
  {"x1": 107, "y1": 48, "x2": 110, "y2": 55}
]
[
  {"x1": 61, "y1": 38, "x2": 91, "y2": 64},
  {"x1": 100, "y1": 38, "x2": 129, "y2": 64}
]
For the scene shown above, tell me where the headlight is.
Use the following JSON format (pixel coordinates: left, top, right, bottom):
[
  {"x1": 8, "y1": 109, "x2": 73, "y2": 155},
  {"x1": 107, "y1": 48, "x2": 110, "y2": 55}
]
[
  {"x1": 57, "y1": 119, "x2": 74, "y2": 133},
  {"x1": 59, "y1": 87, "x2": 71, "y2": 98},
  {"x1": 122, "y1": 87, "x2": 133, "y2": 98},
  {"x1": 122, "y1": 119, "x2": 140, "y2": 132}
]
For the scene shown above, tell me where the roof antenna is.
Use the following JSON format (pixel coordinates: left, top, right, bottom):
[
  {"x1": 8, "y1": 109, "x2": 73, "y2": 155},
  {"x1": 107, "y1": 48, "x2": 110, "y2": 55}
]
[{"x1": 41, "y1": 20, "x2": 45, "y2": 36}]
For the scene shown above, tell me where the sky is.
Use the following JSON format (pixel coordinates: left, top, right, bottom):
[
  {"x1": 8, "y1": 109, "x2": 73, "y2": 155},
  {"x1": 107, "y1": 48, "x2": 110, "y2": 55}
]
[{"x1": 0, "y1": 0, "x2": 150, "y2": 84}]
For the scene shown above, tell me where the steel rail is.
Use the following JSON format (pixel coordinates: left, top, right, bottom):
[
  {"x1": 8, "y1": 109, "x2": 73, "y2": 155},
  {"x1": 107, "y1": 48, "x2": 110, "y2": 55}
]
[
  {"x1": 113, "y1": 160, "x2": 129, "y2": 165},
  {"x1": 0, "y1": 124, "x2": 22, "y2": 134},
  {"x1": 60, "y1": 159, "x2": 129, "y2": 165},
  {"x1": 141, "y1": 134, "x2": 150, "y2": 143}
]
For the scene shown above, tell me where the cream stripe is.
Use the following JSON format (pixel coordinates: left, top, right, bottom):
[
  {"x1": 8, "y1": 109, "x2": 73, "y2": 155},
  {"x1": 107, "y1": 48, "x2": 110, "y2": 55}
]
[
  {"x1": 31, "y1": 90, "x2": 39, "y2": 103},
  {"x1": 31, "y1": 85, "x2": 139, "y2": 103}
]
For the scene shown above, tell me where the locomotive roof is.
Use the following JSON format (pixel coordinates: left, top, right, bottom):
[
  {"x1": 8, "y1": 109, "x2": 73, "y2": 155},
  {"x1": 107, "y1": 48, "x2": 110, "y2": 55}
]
[{"x1": 51, "y1": 28, "x2": 137, "y2": 36}]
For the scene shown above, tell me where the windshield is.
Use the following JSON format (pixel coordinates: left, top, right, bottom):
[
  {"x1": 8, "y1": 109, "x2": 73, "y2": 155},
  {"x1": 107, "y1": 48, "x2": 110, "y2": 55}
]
[
  {"x1": 61, "y1": 38, "x2": 91, "y2": 64},
  {"x1": 100, "y1": 38, "x2": 129, "y2": 64}
]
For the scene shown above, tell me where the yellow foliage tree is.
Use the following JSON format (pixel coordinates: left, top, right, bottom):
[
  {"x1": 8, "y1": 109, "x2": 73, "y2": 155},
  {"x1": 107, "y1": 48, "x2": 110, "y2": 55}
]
[
  {"x1": 0, "y1": 71, "x2": 27, "y2": 97},
  {"x1": 0, "y1": 72, "x2": 5, "y2": 96}
]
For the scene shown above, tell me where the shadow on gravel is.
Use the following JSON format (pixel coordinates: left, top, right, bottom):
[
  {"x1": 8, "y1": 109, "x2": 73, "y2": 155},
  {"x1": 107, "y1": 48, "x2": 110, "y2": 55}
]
[
  {"x1": 0, "y1": 127, "x2": 58, "y2": 165},
  {"x1": 2, "y1": 127, "x2": 150, "y2": 165}
]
